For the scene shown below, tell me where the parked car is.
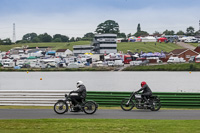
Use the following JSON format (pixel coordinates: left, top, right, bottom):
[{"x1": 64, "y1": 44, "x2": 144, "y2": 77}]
[
  {"x1": 107, "y1": 61, "x2": 114, "y2": 66},
  {"x1": 67, "y1": 63, "x2": 79, "y2": 68},
  {"x1": 130, "y1": 59, "x2": 149, "y2": 66},
  {"x1": 167, "y1": 57, "x2": 186, "y2": 63},
  {"x1": 139, "y1": 60, "x2": 149, "y2": 66},
  {"x1": 92, "y1": 61, "x2": 103, "y2": 67},
  {"x1": 130, "y1": 60, "x2": 142, "y2": 66},
  {"x1": 114, "y1": 60, "x2": 124, "y2": 66}
]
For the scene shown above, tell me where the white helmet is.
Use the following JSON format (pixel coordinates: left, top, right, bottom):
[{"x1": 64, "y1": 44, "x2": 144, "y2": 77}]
[{"x1": 76, "y1": 81, "x2": 83, "y2": 88}]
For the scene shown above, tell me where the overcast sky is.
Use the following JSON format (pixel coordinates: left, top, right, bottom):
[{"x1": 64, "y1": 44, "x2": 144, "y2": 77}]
[{"x1": 0, "y1": 0, "x2": 200, "y2": 41}]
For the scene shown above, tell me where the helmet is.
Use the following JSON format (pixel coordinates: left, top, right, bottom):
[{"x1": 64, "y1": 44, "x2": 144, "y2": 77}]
[
  {"x1": 76, "y1": 81, "x2": 83, "y2": 88},
  {"x1": 141, "y1": 81, "x2": 146, "y2": 87}
]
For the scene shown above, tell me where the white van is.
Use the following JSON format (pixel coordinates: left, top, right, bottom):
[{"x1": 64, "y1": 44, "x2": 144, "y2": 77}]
[
  {"x1": 114, "y1": 60, "x2": 124, "y2": 66},
  {"x1": 167, "y1": 57, "x2": 186, "y2": 63}
]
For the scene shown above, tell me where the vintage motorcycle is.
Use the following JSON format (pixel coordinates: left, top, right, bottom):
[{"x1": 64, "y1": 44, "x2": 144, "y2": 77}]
[
  {"x1": 54, "y1": 93, "x2": 98, "y2": 114},
  {"x1": 120, "y1": 91, "x2": 161, "y2": 111}
]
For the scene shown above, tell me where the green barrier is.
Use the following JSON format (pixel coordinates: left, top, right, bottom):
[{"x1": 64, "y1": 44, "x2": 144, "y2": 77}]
[{"x1": 86, "y1": 91, "x2": 200, "y2": 108}]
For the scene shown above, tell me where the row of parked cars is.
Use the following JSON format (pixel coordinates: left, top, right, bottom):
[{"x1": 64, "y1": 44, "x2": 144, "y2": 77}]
[{"x1": 184, "y1": 38, "x2": 200, "y2": 43}]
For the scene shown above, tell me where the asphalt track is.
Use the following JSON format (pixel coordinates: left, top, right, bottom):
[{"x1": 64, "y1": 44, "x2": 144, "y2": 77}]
[{"x1": 0, "y1": 109, "x2": 200, "y2": 120}]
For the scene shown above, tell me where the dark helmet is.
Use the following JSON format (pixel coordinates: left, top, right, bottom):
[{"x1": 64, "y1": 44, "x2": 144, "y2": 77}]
[{"x1": 141, "y1": 81, "x2": 147, "y2": 87}]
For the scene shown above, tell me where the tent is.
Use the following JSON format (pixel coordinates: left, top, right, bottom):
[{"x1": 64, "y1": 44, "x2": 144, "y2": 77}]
[
  {"x1": 128, "y1": 36, "x2": 136, "y2": 42},
  {"x1": 136, "y1": 36, "x2": 142, "y2": 42},
  {"x1": 142, "y1": 36, "x2": 157, "y2": 42},
  {"x1": 157, "y1": 37, "x2": 167, "y2": 42}
]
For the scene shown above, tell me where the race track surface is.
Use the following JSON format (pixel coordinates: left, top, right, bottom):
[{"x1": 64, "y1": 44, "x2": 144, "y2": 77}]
[{"x1": 0, "y1": 109, "x2": 200, "y2": 120}]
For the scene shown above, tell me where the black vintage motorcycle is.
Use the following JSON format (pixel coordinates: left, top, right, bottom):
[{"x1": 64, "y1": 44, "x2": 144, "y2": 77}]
[
  {"x1": 120, "y1": 91, "x2": 161, "y2": 111},
  {"x1": 54, "y1": 93, "x2": 98, "y2": 114}
]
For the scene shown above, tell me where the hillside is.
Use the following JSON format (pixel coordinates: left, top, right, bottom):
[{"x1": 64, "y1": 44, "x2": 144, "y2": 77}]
[{"x1": 0, "y1": 41, "x2": 183, "y2": 53}]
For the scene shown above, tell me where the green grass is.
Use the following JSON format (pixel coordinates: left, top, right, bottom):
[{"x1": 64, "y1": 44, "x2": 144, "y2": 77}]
[
  {"x1": 123, "y1": 63, "x2": 200, "y2": 71},
  {"x1": 0, "y1": 41, "x2": 183, "y2": 53},
  {"x1": 117, "y1": 42, "x2": 183, "y2": 53},
  {"x1": 0, "y1": 119, "x2": 199, "y2": 133},
  {"x1": 0, "y1": 41, "x2": 91, "y2": 52},
  {"x1": 188, "y1": 43, "x2": 200, "y2": 47}
]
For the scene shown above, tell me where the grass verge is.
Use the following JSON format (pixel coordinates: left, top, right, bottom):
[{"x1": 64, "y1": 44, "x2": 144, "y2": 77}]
[
  {"x1": 0, "y1": 119, "x2": 200, "y2": 133},
  {"x1": 123, "y1": 63, "x2": 200, "y2": 71}
]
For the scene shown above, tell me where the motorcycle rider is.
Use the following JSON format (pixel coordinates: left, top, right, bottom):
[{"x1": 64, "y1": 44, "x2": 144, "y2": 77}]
[
  {"x1": 136, "y1": 81, "x2": 152, "y2": 104},
  {"x1": 70, "y1": 81, "x2": 87, "y2": 110}
]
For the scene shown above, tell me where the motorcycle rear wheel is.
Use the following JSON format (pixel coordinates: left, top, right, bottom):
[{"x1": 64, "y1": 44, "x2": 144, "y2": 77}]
[
  {"x1": 120, "y1": 98, "x2": 134, "y2": 111},
  {"x1": 150, "y1": 98, "x2": 161, "y2": 111},
  {"x1": 83, "y1": 101, "x2": 97, "y2": 114},
  {"x1": 54, "y1": 101, "x2": 68, "y2": 114}
]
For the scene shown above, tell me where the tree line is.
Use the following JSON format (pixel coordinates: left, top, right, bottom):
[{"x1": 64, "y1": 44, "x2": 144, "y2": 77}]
[{"x1": 0, "y1": 20, "x2": 200, "y2": 45}]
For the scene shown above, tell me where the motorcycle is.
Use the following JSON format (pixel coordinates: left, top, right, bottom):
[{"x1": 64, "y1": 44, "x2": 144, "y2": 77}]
[
  {"x1": 120, "y1": 91, "x2": 161, "y2": 111},
  {"x1": 54, "y1": 93, "x2": 98, "y2": 114}
]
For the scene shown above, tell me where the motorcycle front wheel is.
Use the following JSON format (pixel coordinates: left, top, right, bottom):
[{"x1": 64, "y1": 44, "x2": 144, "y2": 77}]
[
  {"x1": 54, "y1": 101, "x2": 68, "y2": 114},
  {"x1": 120, "y1": 98, "x2": 134, "y2": 111},
  {"x1": 150, "y1": 98, "x2": 161, "y2": 111},
  {"x1": 83, "y1": 101, "x2": 97, "y2": 114}
]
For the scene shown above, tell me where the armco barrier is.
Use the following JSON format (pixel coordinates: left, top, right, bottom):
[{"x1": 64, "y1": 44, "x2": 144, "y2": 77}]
[{"x1": 0, "y1": 90, "x2": 200, "y2": 108}]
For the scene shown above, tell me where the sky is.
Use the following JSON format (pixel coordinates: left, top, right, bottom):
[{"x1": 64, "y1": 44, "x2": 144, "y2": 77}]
[{"x1": 0, "y1": 0, "x2": 200, "y2": 41}]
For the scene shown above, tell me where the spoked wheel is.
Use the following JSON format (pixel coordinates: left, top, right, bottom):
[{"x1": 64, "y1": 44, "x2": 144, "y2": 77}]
[
  {"x1": 54, "y1": 101, "x2": 68, "y2": 114},
  {"x1": 150, "y1": 98, "x2": 161, "y2": 111},
  {"x1": 83, "y1": 101, "x2": 97, "y2": 114},
  {"x1": 120, "y1": 98, "x2": 134, "y2": 111}
]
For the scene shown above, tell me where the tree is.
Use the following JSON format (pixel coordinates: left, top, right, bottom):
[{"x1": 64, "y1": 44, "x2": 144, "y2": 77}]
[
  {"x1": 53, "y1": 34, "x2": 62, "y2": 40},
  {"x1": 69, "y1": 37, "x2": 75, "y2": 42},
  {"x1": 84, "y1": 32, "x2": 94, "y2": 38},
  {"x1": 117, "y1": 32, "x2": 126, "y2": 38},
  {"x1": 134, "y1": 23, "x2": 149, "y2": 37},
  {"x1": 186, "y1": 26, "x2": 195, "y2": 36},
  {"x1": 153, "y1": 31, "x2": 160, "y2": 36},
  {"x1": 95, "y1": 20, "x2": 119, "y2": 34},
  {"x1": 1, "y1": 38, "x2": 12, "y2": 45},
  {"x1": 60, "y1": 35, "x2": 69, "y2": 42},
  {"x1": 0, "y1": 39, "x2": 3, "y2": 45},
  {"x1": 195, "y1": 30, "x2": 200, "y2": 36},
  {"x1": 163, "y1": 30, "x2": 175, "y2": 35},
  {"x1": 53, "y1": 34, "x2": 69, "y2": 42},
  {"x1": 134, "y1": 31, "x2": 149, "y2": 37},
  {"x1": 137, "y1": 23, "x2": 141, "y2": 32},
  {"x1": 176, "y1": 30, "x2": 185, "y2": 35},
  {"x1": 127, "y1": 33, "x2": 132, "y2": 38},
  {"x1": 22, "y1": 33, "x2": 37, "y2": 42},
  {"x1": 32, "y1": 37, "x2": 40, "y2": 43},
  {"x1": 38, "y1": 33, "x2": 52, "y2": 42},
  {"x1": 82, "y1": 32, "x2": 94, "y2": 41},
  {"x1": 76, "y1": 37, "x2": 82, "y2": 41},
  {"x1": 53, "y1": 38, "x2": 62, "y2": 42}
]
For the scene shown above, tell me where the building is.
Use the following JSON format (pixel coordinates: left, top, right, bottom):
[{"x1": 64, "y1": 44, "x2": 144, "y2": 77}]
[
  {"x1": 92, "y1": 34, "x2": 117, "y2": 54},
  {"x1": 73, "y1": 34, "x2": 117, "y2": 55},
  {"x1": 73, "y1": 45, "x2": 93, "y2": 56},
  {"x1": 56, "y1": 49, "x2": 73, "y2": 57},
  {"x1": 194, "y1": 45, "x2": 200, "y2": 53},
  {"x1": 168, "y1": 49, "x2": 199, "y2": 61}
]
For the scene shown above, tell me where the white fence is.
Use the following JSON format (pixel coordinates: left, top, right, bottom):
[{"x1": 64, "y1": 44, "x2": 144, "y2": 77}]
[{"x1": 0, "y1": 90, "x2": 72, "y2": 106}]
